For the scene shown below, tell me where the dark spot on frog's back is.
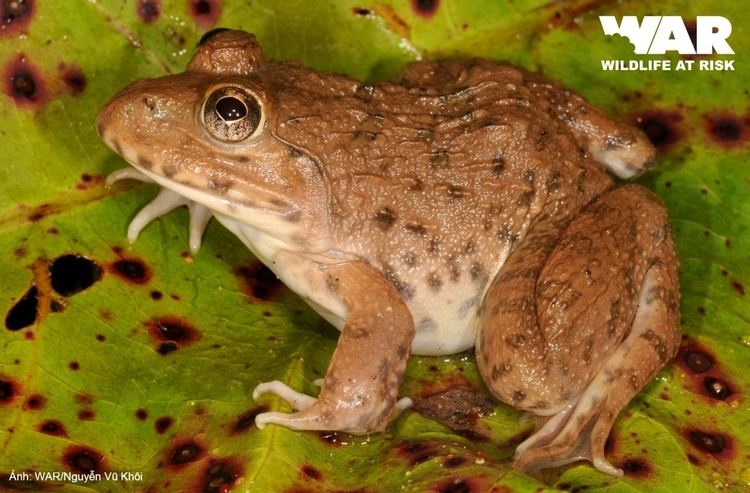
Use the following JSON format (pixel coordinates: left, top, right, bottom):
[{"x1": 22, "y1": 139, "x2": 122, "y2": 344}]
[
  {"x1": 137, "y1": 155, "x2": 153, "y2": 169},
  {"x1": 0, "y1": 0, "x2": 35, "y2": 37},
  {"x1": 5, "y1": 285, "x2": 38, "y2": 331},
  {"x1": 62, "y1": 445, "x2": 106, "y2": 473},
  {"x1": 50, "y1": 254, "x2": 103, "y2": 296},
  {"x1": 187, "y1": 0, "x2": 221, "y2": 29},
  {"x1": 136, "y1": 0, "x2": 160, "y2": 24},
  {"x1": 235, "y1": 262, "x2": 286, "y2": 302},
  {"x1": 632, "y1": 109, "x2": 683, "y2": 152},
  {"x1": 4, "y1": 54, "x2": 48, "y2": 107},
  {"x1": 428, "y1": 272, "x2": 442, "y2": 292},
  {"x1": 383, "y1": 264, "x2": 414, "y2": 300},
  {"x1": 374, "y1": 207, "x2": 397, "y2": 231}
]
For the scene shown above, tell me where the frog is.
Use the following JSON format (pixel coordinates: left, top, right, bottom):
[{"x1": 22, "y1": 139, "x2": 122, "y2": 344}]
[{"x1": 96, "y1": 30, "x2": 680, "y2": 476}]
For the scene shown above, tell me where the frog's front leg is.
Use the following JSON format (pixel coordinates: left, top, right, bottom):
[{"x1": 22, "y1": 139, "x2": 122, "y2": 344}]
[
  {"x1": 253, "y1": 261, "x2": 415, "y2": 434},
  {"x1": 477, "y1": 185, "x2": 680, "y2": 475}
]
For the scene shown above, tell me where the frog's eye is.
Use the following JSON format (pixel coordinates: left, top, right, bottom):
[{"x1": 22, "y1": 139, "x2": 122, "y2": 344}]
[{"x1": 202, "y1": 87, "x2": 263, "y2": 143}]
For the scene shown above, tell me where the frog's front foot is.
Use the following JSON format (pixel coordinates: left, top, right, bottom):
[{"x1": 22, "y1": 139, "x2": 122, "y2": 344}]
[
  {"x1": 106, "y1": 168, "x2": 212, "y2": 253},
  {"x1": 252, "y1": 261, "x2": 416, "y2": 434},
  {"x1": 253, "y1": 380, "x2": 412, "y2": 433}
]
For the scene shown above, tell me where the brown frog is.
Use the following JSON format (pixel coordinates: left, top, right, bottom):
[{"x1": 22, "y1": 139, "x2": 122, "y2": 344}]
[{"x1": 96, "y1": 30, "x2": 680, "y2": 476}]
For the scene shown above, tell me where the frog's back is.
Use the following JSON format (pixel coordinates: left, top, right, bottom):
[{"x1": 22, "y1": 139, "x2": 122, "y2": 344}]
[{"x1": 267, "y1": 58, "x2": 613, "y2": 354}]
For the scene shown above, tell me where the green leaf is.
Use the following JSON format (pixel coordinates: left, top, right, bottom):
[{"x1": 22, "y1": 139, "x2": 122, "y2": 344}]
[{"x1": 1, "y1": 0, "x2": 748, "y2": 492}]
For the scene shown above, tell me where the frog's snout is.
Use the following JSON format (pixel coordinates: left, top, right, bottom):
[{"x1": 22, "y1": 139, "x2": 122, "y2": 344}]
[{"x1": 96, "y1": 86, "x2": 164, "y2": 154}]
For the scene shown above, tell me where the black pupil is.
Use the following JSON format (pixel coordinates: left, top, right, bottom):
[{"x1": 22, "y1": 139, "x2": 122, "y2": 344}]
[{"x1": 216, "y1": 97, "x2": 247, "y2": 121}]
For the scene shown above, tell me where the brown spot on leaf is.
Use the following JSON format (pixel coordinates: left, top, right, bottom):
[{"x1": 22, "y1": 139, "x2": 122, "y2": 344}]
[
  {"x1": 168, "y1": 439, "x2": 205, "y2": 466},
  {"x1": 300, "y1": 465, "x2": 321, "y2": 480},
  {"x1": 232, "y1": 405, "x2": 268, "y2": 434},
  {"x1": 704, "y1": 112, "x2": 749, "y2": 148},
  {"x1": 50, "y1": 254, "x2": 103, "y2": 296},
  {"x1": 5, "y1": 285, "x2": 38, "y2": 331},
  {"x1": 684, "y1": 428, "x2": 734, "y2": 461},
  {"x1": 0, "y1": 377, "x2": 19, "y2": 405},
  {"x1": 412, "y1": 0, "x2": 439, "y2": 18},
  {"x1": 108, "y1": 251, "x2": 151, "y2": 284},
  {"x1": 155, "y1": 416, "x2": 174, "y2": 434},
  {"x1": 632, "y1": 110, "x2": 683, "y2": 152},
  {"x1": 135, "y1": 408, "x2": 148, "y2": 421},
  {"x1": 188, "y1": 0, "x2": 221, "y2": 29},
  {"x1": 4, "y1": 54, "x2": 47, "y2": 107},
  {"x1": 197, "y1": 458, "x2": 243, "y2": 493},
  {"x1": 38, "y1": 419, "x2": 67, "y2": 437},
  {"x1": 620, "y1": 457, "x2": 652, "y2": 478},
  {"x1": 146, "y1": 316, "x2": 201, "y2": 355},
  {"x1": 24, "y1": 393, "x2": 46, "y2": 410},
  {"x1": 137, "y1": 0, "x2": 160, "y2": 23},
  {"x1": 235, "y1": 262, "x2": 285, "y2": 302},
  {"x1": 731, "y1": 280, "x2": 745, "y2": 295},
  {"x1": 1, "y1": 0, "x2": 35, "y2": 37},
  {"x1": 397, "y1": 441, "x2": 439, "y2": 466},
  {"x1": 77, "y1": 409, "x2": 95, "y2": 420},
  {"x1": 59, "y1": 63, "x2": 86, "y2": 95},
  {"x1": 62, "y1": 445, "x2": 106, "y2": 473}
]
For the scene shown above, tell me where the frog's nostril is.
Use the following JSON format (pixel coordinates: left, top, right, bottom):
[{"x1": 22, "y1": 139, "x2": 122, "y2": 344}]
[{"x1": 143, "y1": 96, "x2": 156, "y2": 112}]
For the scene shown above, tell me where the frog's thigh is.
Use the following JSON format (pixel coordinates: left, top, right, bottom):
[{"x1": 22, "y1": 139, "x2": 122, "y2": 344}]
[
  {"x1": 254, "y1": 261, "x2": 415, "y2": 434},
  {"x1": 477, "y1": 185, "x2": 680, "y2": 475}
]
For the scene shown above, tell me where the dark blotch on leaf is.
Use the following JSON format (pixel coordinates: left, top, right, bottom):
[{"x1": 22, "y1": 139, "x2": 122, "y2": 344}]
[
  {"x1": 731, "y1": 280, "x2": 745, "y2": 295},
  {"x1": 412, "y1": 0, "x2": 439, "y2": 18},
  {"x1": 397, "y1": 441, "x2": 438, "y2": 466},
  {"x1": 0, "y1": 378, "x2": 18, "y2": 404},
  {"x1": 435, "y1": 477, "x2": 471, "y2": 493},
  {"x1": 62, "y1": 445, "x2": 105, "y2": 473},
  {"x1": 200, "y1": 459, "x2": 242, "y2": 493},
  {"x1": 5, "y1": 285, "x2": 38, "y2": 331},
  {"x1": 443, "y1": 456, "x2": 467, "y2": 468},
  {"x1": 50, "y1": 254, "x2": 103, "y2": 296},
  {"x1": 136, "y1": 0, "x2": 160, "y2": 23},
  {"x1": 687, "y1": 429, "x2": 729, "y2": 455},
  {"x1": 1, "y1": 0, "x2": 34, "y2": 36},
  {"x1": 60, "y1": 65, "x2": 86, "y2": 94},
  {"x1": 68, "y1": 361, "x2": 79, "y2": 371},
  {"x1": 109, "y1": 257, "x2": 151, "y2": 284},
  {"x1": 150, "y1": 290, "x2": 163, "y2": 300},
  {"x1": 4, "y1": 54, "x2": 47, "y2": 106},
  {"x1": 620, "y1": 457, "x2": 651, "y2": 478},
  {"x1": 39, "y1": 419, "x2": 67, "y2": 437},
  {"x1": 24, "y1": 393, "x2": 46, "y2": 410},
  {"x1": 301, "y1": 465, "x2": 321, "y2": 480},
  {"x1": 169, "y1": 440, "x2": 205, "y2": 465},
  {"x1": 233, "y1": 405, "x2": 268, "y2": 433},
  {"x1": 235, "y1": 262, "x2": 285, "y2": 302},
  {"x1": 135, "y1": 408, "x2": 148, "y2": 420},
  {"x1": 704, "y1": 113, "x2": 748, "y2": 148},
  {"x1": 147, "y1": 316, "x2": 200, "y2": 352},
  {"x1": 633, "y1": 110, "x2": 682, "y2": 151},
  {"x1": 684, "y1": 350, "x2": 712, "y2": 372},
  {"x1": 188, "y1": 0, "x2": 221, "y2": 29},
  {"x1": 155, "y1": 416, "x2": 174, "y2": 434},
  {"x1": 77, "y1": 409, "x2": 95, "y2": 420},
  {"x1": 703, "y1": 376, "x2": 733, "y2": 400}
]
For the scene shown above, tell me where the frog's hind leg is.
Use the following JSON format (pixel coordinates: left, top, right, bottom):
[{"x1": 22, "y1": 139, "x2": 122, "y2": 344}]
[{"x1": 476, "y1": 185, "x2": 680, "y2": 475}]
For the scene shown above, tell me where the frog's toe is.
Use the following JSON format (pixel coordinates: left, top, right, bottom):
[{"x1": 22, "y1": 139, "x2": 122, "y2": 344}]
[
  {"x1": 187, "y1": 202, "x2": 212, "y2": 254},
  {"x1": 127, "y1": 188, "x2": 189, "y2": 243},
  {"x1": 253, "y1": 380, "x2": 318, "y2": 411},
  {"x1": 106, "y1": 167, "x2": 154, "y2": 186}
]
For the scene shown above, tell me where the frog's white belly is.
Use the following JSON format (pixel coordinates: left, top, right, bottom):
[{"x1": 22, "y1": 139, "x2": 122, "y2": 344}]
[{"x1": 214, "y1": 213, "x2": 487, "y2": 356}]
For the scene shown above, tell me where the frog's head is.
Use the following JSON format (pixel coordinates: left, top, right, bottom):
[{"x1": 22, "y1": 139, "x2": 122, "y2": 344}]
[{"x1": 96, "y1": 30, "x2": 326, "y2": 237}]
